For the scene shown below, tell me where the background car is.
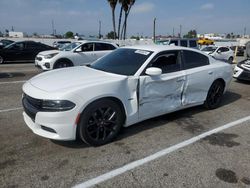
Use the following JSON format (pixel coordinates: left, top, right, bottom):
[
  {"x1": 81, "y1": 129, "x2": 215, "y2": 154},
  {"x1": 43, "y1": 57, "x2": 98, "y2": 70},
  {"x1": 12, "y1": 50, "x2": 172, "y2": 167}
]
[
  {"x1": 22, "y1": 45, "x2": 232, "y2": 146},
  {"x1": 0, "y1": 39, "x2": 14, "y2": 49},
  {"x1": 201, "y1": 46, "x2": 234, "y2": 63},
  {"x1": 0, "y1": 41, "x2": 56, "y2": 64},
  {"x1": 198, "y1": 38, "x2": 214, "y2": 45},
  {"x1": 156, "y1": 38, "x2": 198, "y2": 49},
  {"x1": 35, "y1": 40, "x2": 118, "y2": 70},
  {"x1": 52, "y1": 40, "x2": 71, "y2": 48},
  {"x1": 230, "y1": 45, "x2": 245, "y2": 56},
  {"x1": 233, "y1": 42, "x2": 250, "y2": 81}
]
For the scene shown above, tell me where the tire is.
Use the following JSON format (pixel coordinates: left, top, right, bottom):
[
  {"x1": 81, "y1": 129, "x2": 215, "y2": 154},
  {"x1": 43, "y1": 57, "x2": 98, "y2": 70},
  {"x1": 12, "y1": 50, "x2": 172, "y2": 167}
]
[
  {"x1": 228, "y1": 57, "x2": 233, "y2": 64},
  {"x1": 53, "y1": 59, "x2": 73, "y2": 69},
  {"x1": 77, "y1": 99, "x2": 124, "y2": 146},
  {"x1": 204, "y1": 80, "x2": 225, "y2": 110},
  {"x1": 0, "y1": 56, "x2": 3, "y2": 64}
]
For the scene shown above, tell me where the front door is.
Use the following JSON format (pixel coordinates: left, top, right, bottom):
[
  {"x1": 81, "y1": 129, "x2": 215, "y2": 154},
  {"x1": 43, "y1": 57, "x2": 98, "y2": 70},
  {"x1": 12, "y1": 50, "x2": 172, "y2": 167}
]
[{"x1": 138, "y1": 50, "x2": 185, "y2": 120}]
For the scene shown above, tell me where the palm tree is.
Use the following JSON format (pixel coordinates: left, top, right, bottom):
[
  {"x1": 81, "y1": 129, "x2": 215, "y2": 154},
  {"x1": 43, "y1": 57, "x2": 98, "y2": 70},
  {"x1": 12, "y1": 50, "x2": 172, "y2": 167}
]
[
  {"x1": 121, "y1": 0, "x2": 135, "y2": 40},
  {"x1": 117, "y1": 0, "x2": 126, "y2": 40},
  {"x1": 107, "y1": 0, "x2": 118, "y2": 39}
]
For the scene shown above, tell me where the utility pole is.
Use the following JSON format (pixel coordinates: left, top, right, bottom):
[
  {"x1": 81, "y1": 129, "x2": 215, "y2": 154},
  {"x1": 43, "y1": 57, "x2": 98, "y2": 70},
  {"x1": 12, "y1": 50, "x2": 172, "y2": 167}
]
[
  {"x1": 153, "y1": 18, "x2": 156, "y2": 43},
  {"x1": 173, "y1": 27, "x2": 175, "y2": 37},
  {"x1": 99, "y1": 20, "x2": 102, "y2": 39},
  {"x1": 180, "y1": 25, "x2": 182, "y2": 38},
  {"x1": 244, "y1": 27, "x2": 246, "y2": 37},
  {"x1": 52, "y1": 20, "x2": 55, "y2": 36}
]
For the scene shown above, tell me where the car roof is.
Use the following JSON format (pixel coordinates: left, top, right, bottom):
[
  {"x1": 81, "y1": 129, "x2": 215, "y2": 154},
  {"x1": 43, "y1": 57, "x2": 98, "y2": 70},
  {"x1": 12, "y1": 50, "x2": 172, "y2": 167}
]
[{"x1": 121, "y1": 45, "x2": 201, "y2": 53}]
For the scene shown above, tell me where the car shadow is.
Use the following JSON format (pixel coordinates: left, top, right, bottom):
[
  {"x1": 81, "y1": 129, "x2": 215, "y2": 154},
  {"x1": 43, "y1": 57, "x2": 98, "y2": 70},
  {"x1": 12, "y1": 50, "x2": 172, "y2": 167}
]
[
  {"x1": 50, "y1": 140, "x2": 89, "y2": 148},
  {"x1": 51, "y1": 91, "x2": 241, "y2": 148},
  {"x1": 234, "y1": 79, "x2": 250, "y2": 85}
]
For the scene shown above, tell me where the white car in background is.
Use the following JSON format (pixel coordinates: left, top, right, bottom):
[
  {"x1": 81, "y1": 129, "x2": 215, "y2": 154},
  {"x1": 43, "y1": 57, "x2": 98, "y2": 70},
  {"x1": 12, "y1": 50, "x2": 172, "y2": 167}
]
[
  {"x1": 201, "y1": 46, "x2": 234, "y2": 63},
  {"x1": 23, "y1": 45, "x2": 232, "y2": 146},
  {"x1": 35, "y1": 41, "x2": 118, "y2": 70}
]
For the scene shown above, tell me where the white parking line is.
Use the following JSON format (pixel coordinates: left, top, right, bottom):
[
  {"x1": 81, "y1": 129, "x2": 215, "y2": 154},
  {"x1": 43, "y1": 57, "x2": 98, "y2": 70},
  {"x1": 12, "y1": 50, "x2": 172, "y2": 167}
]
[
  {"x1": 0, "y1": 107, "x2": 23, "y2": 113},
  {"x1": 74, "y1": 115, "x2": 250, "y2": 188},
  {"x1": 0, "y1": 80, "x2": 27, "y2": 85}
]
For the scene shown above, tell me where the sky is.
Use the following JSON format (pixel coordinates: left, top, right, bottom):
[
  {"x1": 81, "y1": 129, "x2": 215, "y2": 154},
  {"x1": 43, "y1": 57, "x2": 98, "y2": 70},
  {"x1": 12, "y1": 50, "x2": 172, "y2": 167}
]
[{"x1": 0, "y1": 0, "x2": 249, "y2": 37}]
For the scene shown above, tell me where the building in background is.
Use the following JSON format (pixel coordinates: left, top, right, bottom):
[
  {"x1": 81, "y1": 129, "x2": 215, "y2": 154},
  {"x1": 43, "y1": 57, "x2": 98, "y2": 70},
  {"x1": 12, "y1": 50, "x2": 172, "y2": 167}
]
[{"x1": 8, "y1": 31, "x2": 27, "y2": 38}]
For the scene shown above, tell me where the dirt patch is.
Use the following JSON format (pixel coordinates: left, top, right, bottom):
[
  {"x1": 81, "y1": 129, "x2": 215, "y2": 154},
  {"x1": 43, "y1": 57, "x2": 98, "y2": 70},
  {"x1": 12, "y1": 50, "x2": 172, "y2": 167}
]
[
  {"x1": 0, "y1": 72, "x2": 25, "y2": 78},
  {"x1": 215, "y1": 168, "x2": 238, "y2": 183},
  {"x1": 203, "y1": 133, "x2": 240, "y2": 147},
  {"x1": 241, "y1": 177, "x2": 250, "y2": 185}
]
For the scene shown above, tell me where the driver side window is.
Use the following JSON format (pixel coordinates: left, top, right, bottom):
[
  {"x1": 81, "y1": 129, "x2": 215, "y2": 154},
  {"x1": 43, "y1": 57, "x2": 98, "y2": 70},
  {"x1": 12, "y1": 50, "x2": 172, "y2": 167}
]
[
  {"x1": 81, "y1": 43, "x2": 94, "y2": 52},
  {"x1": 151, "y1": 51, "x2": 181, "y2": 74}
]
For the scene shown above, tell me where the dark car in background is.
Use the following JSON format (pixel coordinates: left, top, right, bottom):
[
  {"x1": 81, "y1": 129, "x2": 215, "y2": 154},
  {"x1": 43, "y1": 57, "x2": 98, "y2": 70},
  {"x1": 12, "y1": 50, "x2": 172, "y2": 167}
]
[
  {"x1": 0, "y1": 41, "x2": 56, "y2": 64},
  {"x1": 0, "y1": 39, "x2": 14, "y2": 49},
  {"x1": 230, "y1": 46, "x2": 245, "y2": 56}
]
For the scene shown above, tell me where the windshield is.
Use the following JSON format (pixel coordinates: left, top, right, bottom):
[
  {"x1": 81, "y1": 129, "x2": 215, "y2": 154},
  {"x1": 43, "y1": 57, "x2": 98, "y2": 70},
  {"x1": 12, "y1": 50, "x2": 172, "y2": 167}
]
[
  {"x1": 201, "y1": 46, "x2": 217, "y2": 52},
  {"x1": 61, "y1": 42, "x2": 81, "y2": 51},
  {"x1": 90, "y1": 48, "x2": 153, "y2": 76}
]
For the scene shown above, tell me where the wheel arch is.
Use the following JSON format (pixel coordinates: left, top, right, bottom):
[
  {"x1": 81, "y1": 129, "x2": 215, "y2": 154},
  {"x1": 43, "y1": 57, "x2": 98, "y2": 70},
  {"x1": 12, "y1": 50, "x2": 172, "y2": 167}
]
[
  {"x1": 212, "y1": 78, "x2": 226, "y2": 90},
  {"x1": 53, "y1": 58, "x2": 73, "y2": 69},
  {"x1": 76, "y1": 96, "x2": 127, "y2": 140}
]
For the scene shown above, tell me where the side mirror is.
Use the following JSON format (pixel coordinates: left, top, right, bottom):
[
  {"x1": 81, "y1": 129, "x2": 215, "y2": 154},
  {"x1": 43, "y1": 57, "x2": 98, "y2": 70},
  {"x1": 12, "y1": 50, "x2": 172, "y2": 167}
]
[
  {"x1": 75, "y1": 48, "x2": 82, "y2": 52},
  {"x1": 217, "y1": 50, "x2": 221, "y2": 54},
  {"x1": 145, "y1": 67, "x2": 162, "y2": 76}
]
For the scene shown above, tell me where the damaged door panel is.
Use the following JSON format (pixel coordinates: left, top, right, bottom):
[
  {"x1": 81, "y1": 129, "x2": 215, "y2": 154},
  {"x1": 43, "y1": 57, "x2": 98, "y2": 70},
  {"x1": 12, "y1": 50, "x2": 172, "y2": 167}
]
[
  {"x1": 181, "y1": 50, "x2": 214, "y2": 106},
  {"x1": 138, "y1": 50, "x2": 185, "y2": 120}
]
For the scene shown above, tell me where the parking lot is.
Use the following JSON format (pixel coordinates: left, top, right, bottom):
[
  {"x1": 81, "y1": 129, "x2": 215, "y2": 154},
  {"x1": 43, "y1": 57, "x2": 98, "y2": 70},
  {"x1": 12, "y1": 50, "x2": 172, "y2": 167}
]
[{"x1": 0, "y1": 61, "x2": 250, "y2": 187}]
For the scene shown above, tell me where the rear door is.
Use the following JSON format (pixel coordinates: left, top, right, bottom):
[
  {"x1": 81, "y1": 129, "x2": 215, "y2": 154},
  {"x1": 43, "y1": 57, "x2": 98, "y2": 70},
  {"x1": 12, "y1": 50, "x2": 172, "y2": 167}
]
[
  {"x1": 214, "y1": 47, "x2": 229, "y2": 61},
  {"x1": 139, "y1": 50, "x2": 185, "y2": 120},
  {"x1": 93, "y1": 43, "x2": 116, "y2": 60},
  {"x1": 181, "y1": 50, "x2": 214, "y2": 106}
]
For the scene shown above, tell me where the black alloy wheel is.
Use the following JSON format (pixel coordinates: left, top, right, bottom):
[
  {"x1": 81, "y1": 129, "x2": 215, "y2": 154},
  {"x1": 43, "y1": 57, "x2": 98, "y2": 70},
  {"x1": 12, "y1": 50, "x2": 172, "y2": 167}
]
[
  {"x1": 205, "y1": 81, "x2": 225, "y2": 109},
  {"x1": 78, "y1": 99, "x2": 124, "y2": 146}
]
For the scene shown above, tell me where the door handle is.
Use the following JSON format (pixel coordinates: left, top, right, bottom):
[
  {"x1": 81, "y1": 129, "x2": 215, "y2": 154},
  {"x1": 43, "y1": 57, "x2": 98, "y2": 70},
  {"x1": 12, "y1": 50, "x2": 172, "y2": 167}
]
[{"x1": 208, "y1": 71, "x2": 213, "y2": 75}]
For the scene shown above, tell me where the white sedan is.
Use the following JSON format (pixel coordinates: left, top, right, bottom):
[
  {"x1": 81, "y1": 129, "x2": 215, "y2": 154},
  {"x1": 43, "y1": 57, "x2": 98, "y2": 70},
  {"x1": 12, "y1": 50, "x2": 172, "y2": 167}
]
[
  {"x1": 35, "y1": 40, "x2": 118, "y2": 70},
  {"x1": 201, "y1": 46, "x2": 234, "y2": 63},
  {"x1": 22, "y1": 45, "x2": 232, "y2": 146}
]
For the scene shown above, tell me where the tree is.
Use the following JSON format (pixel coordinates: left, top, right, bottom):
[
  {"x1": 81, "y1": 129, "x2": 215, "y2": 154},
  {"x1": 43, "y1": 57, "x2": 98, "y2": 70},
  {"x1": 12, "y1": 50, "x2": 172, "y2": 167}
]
[
  {"x1": 121, "y1": 0, "x2": 135, "y2": 40},
  {"x1": 183, "y1": 30, "x2": 197, "y2": 38},
  {"x1": 65, "y1": 31, "x2": 74, "y2": 38},
  {"x1": 107, "y1": 0, "x2": 136, "y2": 40},
  {"x1": 107, "y1": 0, "x2": 118, "y2": 39},
  {"x1": 106, "y1": 31, "x2": 116, "y2": 39}
]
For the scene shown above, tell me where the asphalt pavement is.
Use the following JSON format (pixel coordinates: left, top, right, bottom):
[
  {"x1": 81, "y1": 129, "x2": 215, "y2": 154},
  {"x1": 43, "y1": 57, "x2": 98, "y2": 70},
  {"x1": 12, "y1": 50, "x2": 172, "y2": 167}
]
[{"x1": 0, "y1": 61, "x2": 249, "y2": 188}]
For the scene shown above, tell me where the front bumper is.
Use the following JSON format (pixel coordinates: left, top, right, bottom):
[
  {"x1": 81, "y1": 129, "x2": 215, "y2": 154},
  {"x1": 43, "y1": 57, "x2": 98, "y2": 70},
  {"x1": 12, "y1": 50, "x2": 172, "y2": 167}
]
[
  {"x1": 35, "y1": 56, "x2": 52, "y2": 71},
  {"x1": 22, "y1": 94, "x2": 79, "y2": 141},
  {"x1": 233, "y1": 65, "x2": 250, "y2": 81}
]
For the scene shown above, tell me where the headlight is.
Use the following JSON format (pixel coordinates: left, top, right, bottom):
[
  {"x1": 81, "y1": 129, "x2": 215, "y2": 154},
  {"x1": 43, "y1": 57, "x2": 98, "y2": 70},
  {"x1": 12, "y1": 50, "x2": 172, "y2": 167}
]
[
  {"x1": 41, "y1": 100, "x2": 76, "y2": 111},
  {"x1": 44, "y1": 53, "x2": 58, "y2": 59}
]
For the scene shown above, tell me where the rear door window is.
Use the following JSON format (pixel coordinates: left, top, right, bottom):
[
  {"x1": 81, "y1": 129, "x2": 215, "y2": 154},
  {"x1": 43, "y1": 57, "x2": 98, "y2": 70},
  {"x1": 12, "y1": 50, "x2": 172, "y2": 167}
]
[
  {"x1": 182, "y1": 50, "x2": 209, "y2": 69},
  {"x1": 95, "y1": 43, "x2": 116, "y2": 51}
]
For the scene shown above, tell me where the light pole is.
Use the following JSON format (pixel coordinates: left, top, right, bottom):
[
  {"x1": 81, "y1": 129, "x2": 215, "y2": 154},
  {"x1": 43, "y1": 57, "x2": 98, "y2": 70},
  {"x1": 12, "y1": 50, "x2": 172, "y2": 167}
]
[
  {"x1": 153, "y1": 18, "x2": 156, "y2": 43},
  {"x1": 99, "y1": 20, "x2": 102, "y2": 39}
]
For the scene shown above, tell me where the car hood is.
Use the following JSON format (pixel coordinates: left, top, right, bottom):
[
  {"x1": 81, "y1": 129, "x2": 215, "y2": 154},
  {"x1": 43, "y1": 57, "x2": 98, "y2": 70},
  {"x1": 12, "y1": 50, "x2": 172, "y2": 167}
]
[
  {"x1": 28, "y1": 66, "x2": 126, "y2": 92},
  {"x1": 38, "y1": 50, "x2": 60, "y2": 56}
]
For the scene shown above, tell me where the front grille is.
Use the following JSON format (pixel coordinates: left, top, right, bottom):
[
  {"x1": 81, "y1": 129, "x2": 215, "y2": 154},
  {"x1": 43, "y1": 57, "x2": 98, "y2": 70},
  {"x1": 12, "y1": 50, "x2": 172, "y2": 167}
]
[{"x1": 22, "y1": 93, "x2": 42, "y2": 121}]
